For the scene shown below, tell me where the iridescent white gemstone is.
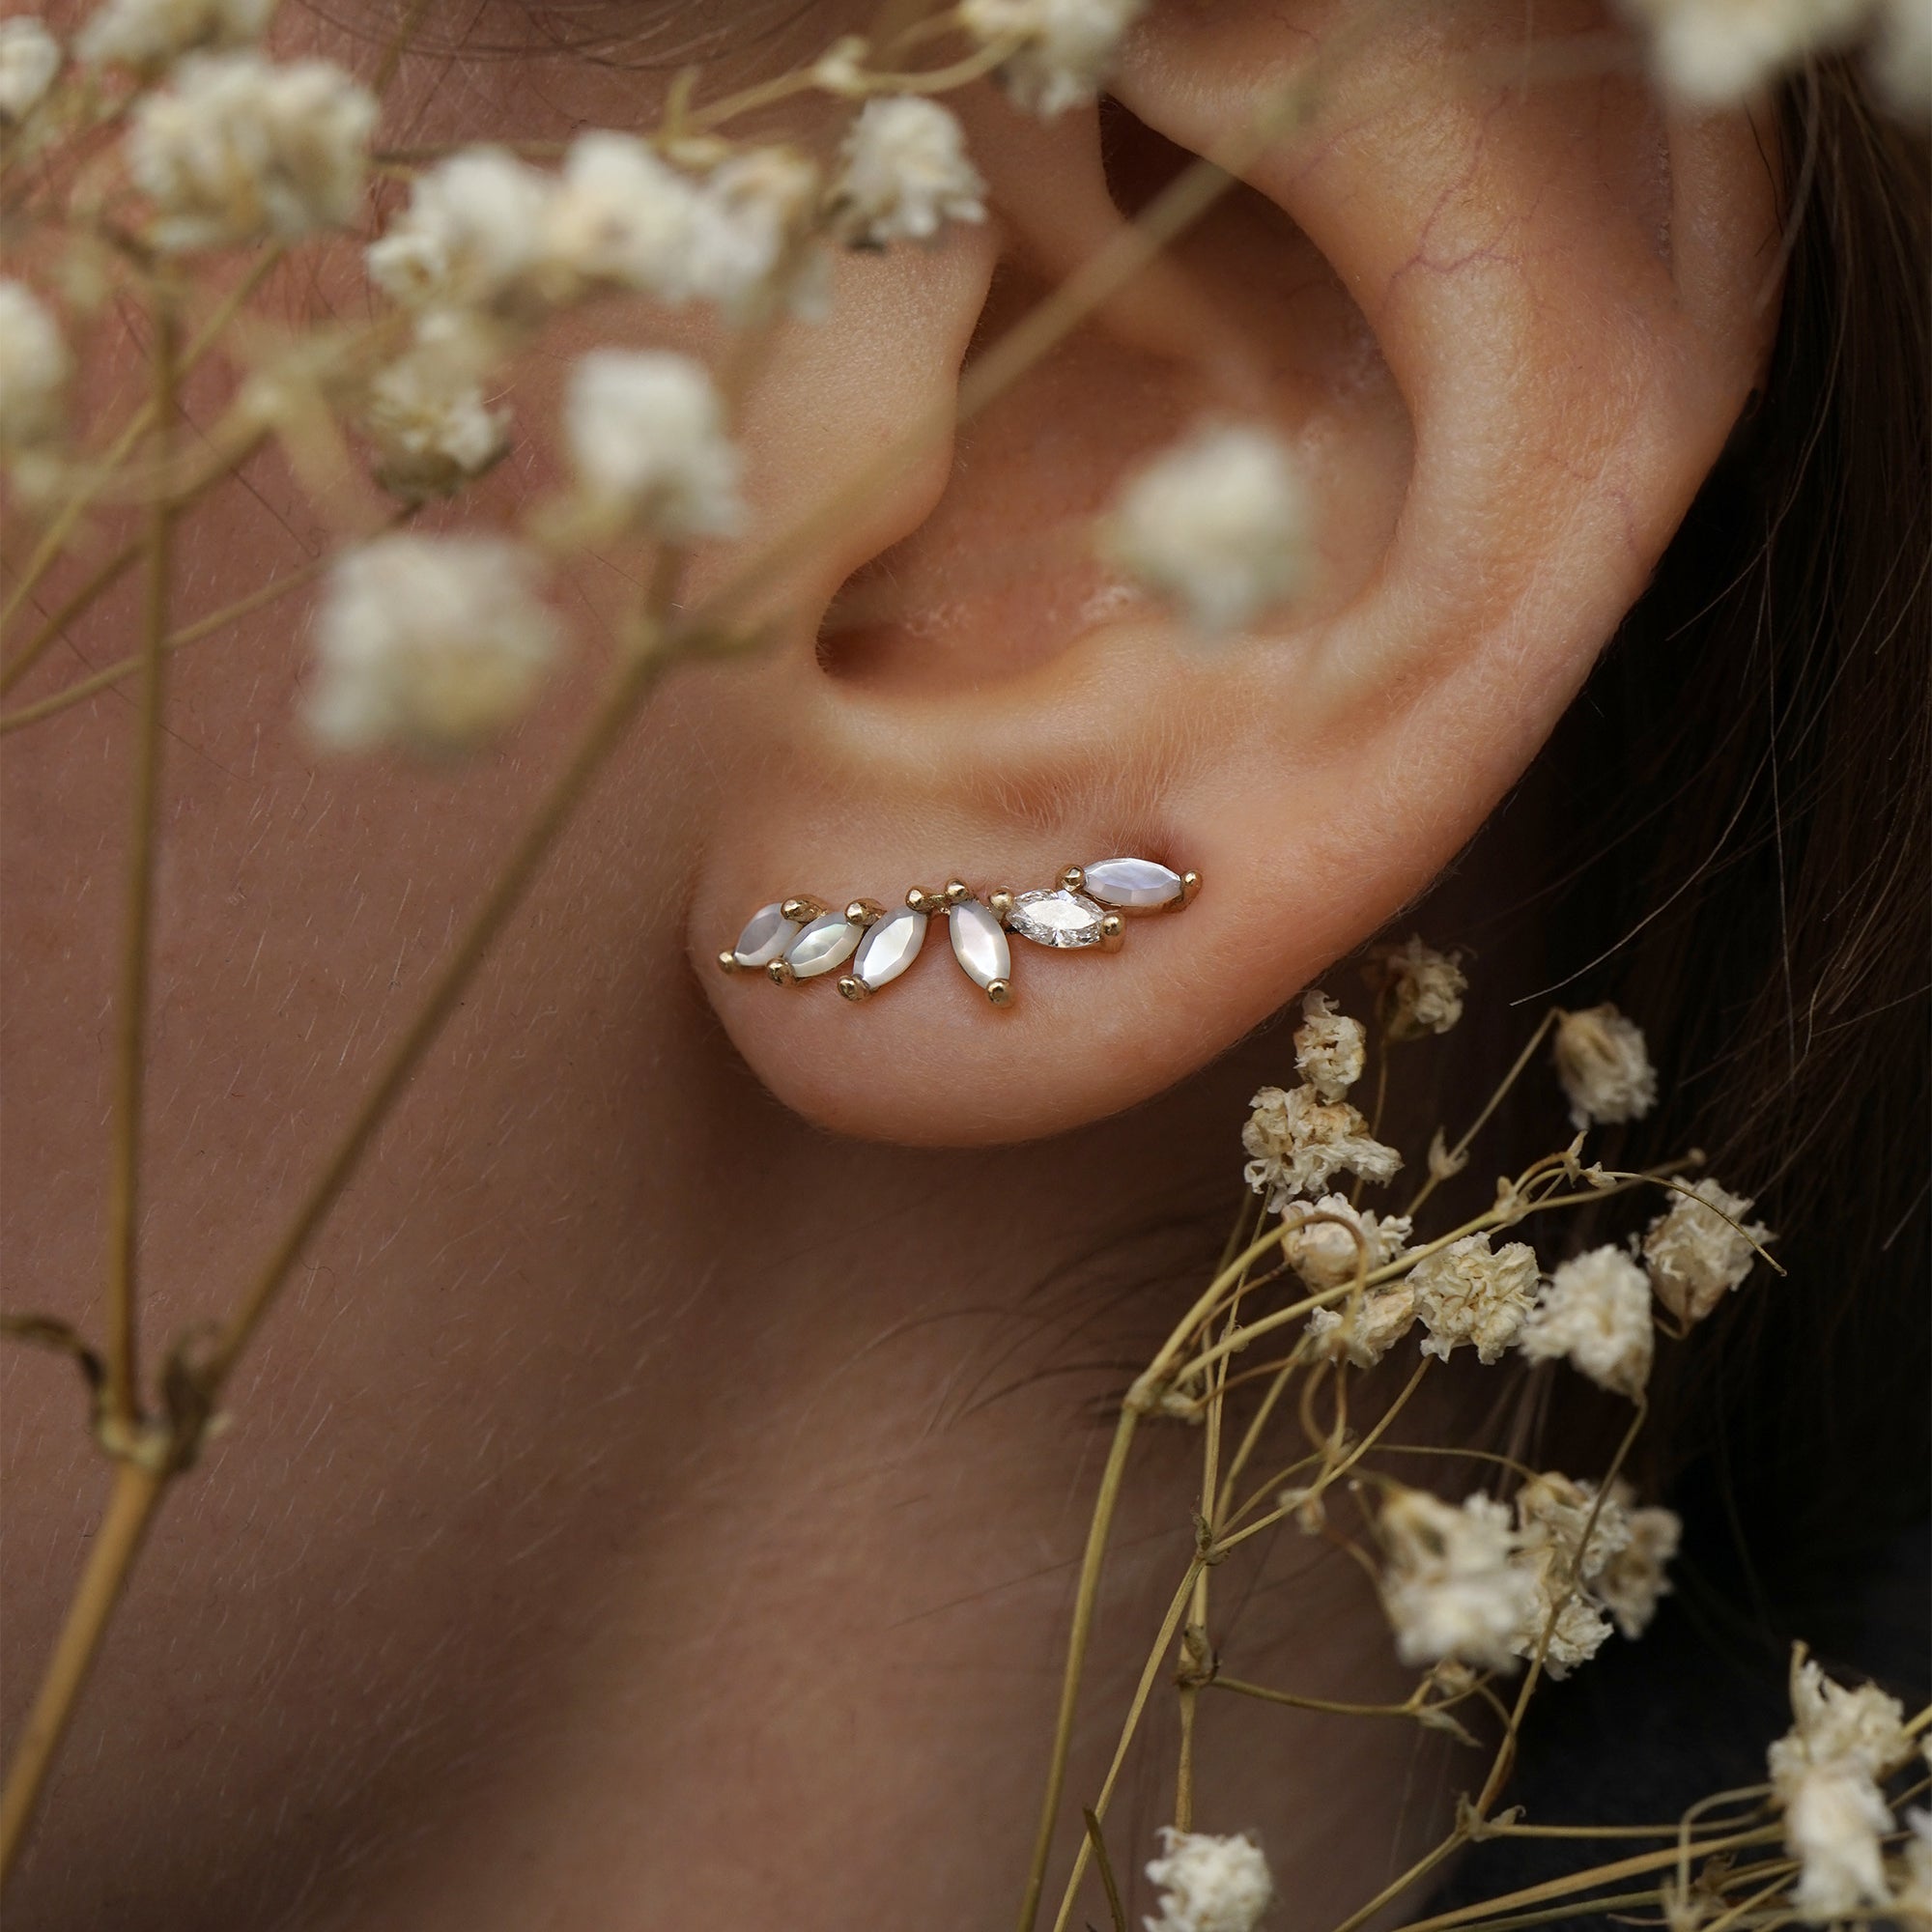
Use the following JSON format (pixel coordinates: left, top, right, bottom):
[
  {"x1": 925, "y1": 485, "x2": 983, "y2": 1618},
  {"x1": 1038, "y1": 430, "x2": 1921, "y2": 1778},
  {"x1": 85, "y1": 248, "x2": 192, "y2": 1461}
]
[
  {"x1": 1081, "y1": 857, "x2": 1182, "y2": 911},
  {"x1": 950, "y1": 899, "x2": 1010, "y2": 989},
  {"x1": 853, "y1": 907, "x2": 926, "y2": 989},
  {"x1": 1009, "y1": 889, "x2": 1105, "y2": 948},
  {"x1": 785, "y1": 914, "x2": 862, "y2": 978},
  {"x1": 733, "y1": 902, "x2": 800, "y2": 967}
]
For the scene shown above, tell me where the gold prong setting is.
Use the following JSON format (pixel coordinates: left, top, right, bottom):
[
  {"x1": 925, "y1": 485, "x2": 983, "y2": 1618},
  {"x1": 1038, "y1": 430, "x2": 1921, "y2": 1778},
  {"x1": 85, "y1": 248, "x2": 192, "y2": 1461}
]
[{"x1": 719, "y1": 857, "x2": 1198, "y2": 1009}]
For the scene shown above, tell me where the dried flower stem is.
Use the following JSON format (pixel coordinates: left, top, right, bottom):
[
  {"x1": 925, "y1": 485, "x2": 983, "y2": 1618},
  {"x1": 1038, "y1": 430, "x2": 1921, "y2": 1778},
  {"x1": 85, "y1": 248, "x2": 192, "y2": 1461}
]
[
  {"x1": 0, "y1": 530, "x2": 402, "y2": 736},
  {"x1": 1082, "y1": 1807, "x2": 1128, "y2": 1932},
  {"x1": 102, "y1": 285, "x2": 178, "y2": 1431},
  {"x1": 0, "y1": 249, "x2": 285, "y2": 673},
  {"x1": 1406, "y1": 1010, "x2": 1560, "y2": 1219},
  {"x1": 0, "y1": 1462, "x2": 167, "y2": 1880},
  {"x1": 1048, "y1": 1558, "x2": 1208, "y2": 1932}
]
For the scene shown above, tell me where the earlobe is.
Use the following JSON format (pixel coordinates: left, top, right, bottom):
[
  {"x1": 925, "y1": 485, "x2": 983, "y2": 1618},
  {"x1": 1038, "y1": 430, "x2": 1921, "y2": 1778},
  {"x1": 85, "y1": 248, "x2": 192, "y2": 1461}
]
[{"x1": 682, "y1": 0, "x2": 1781, "y2": 1149}]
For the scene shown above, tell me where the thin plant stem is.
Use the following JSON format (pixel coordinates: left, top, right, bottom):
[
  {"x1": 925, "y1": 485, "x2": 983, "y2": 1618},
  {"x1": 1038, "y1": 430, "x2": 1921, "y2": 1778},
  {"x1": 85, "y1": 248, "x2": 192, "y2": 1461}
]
[
  {"x1": 0, "y1": 251, "x2": 283, "y2": 668},
  {"x1": 0, "y1": 535, "x2": 384, "y2": 737},
  {"x1": 1015, "y1": 1402, "x2": 1142, "y2": 1932},
  {"x1": 1081, "y1": 1809, "x2": 1127, "y2": 1932},
  {"x1": 1406, "y1": 1010, "x2": 1560, "y2": 1219},
  {"x1": 1382, "y1": 1827, "x2": 1784, "y2": 1932},
  {"x1": 0, "y1": 1462, "x2": 168, "y2": 1881},
  {"x1": 1174, "y1": 1309, "x2": 1233, "y2": 1833},
  {"x1": 102, "y1": 287, "x2": 178, "y2": 1430},
  {"x1": 1047, "y1": 1559, "x2": 1207, "y2": 1932},
  {"x1": 1208, "y1": 1677, "x2": 1435, "y2": 1719}
]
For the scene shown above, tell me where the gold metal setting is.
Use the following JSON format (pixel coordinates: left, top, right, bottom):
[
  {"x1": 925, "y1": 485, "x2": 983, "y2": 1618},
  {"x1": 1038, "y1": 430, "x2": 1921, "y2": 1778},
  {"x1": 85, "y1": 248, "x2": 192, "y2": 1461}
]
[{"x1": 721, "y1": 858, "x2": 1200, "y2": 1009}]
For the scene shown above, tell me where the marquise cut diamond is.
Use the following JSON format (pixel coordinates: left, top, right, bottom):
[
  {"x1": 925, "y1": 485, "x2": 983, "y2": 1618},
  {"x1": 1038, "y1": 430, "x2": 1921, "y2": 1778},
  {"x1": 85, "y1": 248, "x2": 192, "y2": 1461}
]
[{"x1": 1009, "y1": 889, "x2": 1106, "y2": 948}]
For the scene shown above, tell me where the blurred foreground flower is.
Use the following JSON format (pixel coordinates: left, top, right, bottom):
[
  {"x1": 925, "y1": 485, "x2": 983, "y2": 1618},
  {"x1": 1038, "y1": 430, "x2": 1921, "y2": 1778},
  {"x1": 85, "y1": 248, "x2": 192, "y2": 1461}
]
[{"x1": 1144, "y1": 1827, "x2": 1274, "y2": 1932}]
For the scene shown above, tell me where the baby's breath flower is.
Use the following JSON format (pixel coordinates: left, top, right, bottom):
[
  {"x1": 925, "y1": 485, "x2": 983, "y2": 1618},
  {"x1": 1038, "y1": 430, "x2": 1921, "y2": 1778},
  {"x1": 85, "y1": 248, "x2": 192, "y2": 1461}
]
[
  {"x1": 1283, "y1": 1193, "x2": 1411, "y2": 1294},
  {"x1": 1786, "y1": 1769, "x2": 1893, "y2": 1917},
  {"x1": 76, "y1": 0, "x2": 273, "y2": 69},
  {"x1": 1592, "y1": 1498, "x2": 1680, "y2": 1639},
  {"x1": 810, "y1": 35, "x2": 868, "y2": 96},
  {"x1": 1378, "y1": 1489, "x2": 1538, "y2": 1671},
  {"x1": 1242, "y1": 1085, "x2": 1402, "y2": 1210},
  {"x1": 1143, "y1": 1827, "x2": 1273, "y2": 1932},
  {"x1": 1303, "y1": 1285, "x2": 1417, "y2": 1369},
  {"x1": 1409, "y1": 1233, "x2": 1538, "y2": 1365},
  {"x1": 1293, "y1": 989, "x2": 1367, "y2": 1102},
  {"x1": 1509, "y1": 1472, "x2": 1629, "y2": 1676},
  {"x1": 685, "y1": 147, "x2": 826, "y2": 320},
  {"x1": 1642, "y1": 1177, "x2": 1771, "y2": 1324},
  {"x1": 1517, "y1": 1244, "x2": 1655, "y2": 1399},
  {"x1": 0, "y1": 17, "x2": 60, "y2": 126},
  {"x1": 0, "y1": 278, "x2": 70, "y2": 451},
  {"x1": 1898, "y1": 1809, "x2": 1932, "y2": 1918},
  {"x1": 543, "y1": 130, "x2": 700, "y2": 303},
  {"x1": 1365, "y1": 935, "x2": 1466, "y2": 1040},
  {"x1": 1103, "y1": 423, "x2": 1311, "y2": 637},
  {"x1": 563, "y1": 351, "x2": 743, "y2": 542},
  {"x1": 360, "y1": 317, "x2": 508, "y2": 501},
  {"x1": 305, "y1": 533, "x2": 560, "y2": 754},
  {"x1": 127, "y1": 52, "x2": 375, "y2": 252},
  {"x1": 962, "y1": 0, "x2": 1147, "y2": 116},
  {"x1": 367, "y1": 146, "x2": 554, "y2": 316},
  {"x1": 1619, "y1": 0, "x2": 1873, "y2": 106},
  {"x1": 1552, "y1": 1004, "x2": 1658, "y2": 1130},
  {"x1": 828, "y1": 97, "x2": 985, "y2": 247},
  {"x1": 1772, "y1": 1650, "x2": 1915, "y2": 1787}
]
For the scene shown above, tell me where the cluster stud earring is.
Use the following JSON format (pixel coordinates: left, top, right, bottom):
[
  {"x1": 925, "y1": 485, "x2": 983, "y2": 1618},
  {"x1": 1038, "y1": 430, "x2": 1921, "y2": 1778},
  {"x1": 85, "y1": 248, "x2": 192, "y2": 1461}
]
[{"x1": 718, "y1": 858, "x2": 1200, "y2": 1008}]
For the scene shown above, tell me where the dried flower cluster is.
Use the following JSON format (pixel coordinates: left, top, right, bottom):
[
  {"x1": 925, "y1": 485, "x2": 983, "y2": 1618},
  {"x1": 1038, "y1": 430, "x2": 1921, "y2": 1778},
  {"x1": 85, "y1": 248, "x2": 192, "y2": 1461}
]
[{"x1": 1144, "y1": 1827, "x2": 1274, "y2": 1932}]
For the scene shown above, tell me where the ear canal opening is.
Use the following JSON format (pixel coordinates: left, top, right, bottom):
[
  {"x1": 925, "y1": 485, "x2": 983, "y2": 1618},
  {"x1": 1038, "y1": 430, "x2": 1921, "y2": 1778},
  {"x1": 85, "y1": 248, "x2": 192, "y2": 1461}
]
[{"x1": 1096, "y1": 92, "x2": 1197, "y2": 221}]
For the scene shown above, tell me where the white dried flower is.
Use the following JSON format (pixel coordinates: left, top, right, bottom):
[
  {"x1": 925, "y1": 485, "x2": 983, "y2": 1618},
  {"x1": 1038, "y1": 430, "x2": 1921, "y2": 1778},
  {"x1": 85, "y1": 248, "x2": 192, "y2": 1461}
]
[
  {"x1": 828, "y1": 97, "x2": 985, "y2": 247},
  {"x1": 1874, "y1": 0, "x2": 1932, "y2": 113},
  {"x1": 305, "y1": 534, "x2": 560, "y2": 754},
  {"x1": 1552, "y1": 1004, "x2": 1658, "y2": 1130},
  {"x1": 1242, "y1": 1085, "x2": 1402, "y2": 1210},
  {"x1": 563, "y1": 351, "x2": 743, "y2": 542},
  {"x1": 127, "y1": 52, "x2": 375, "y2": 252},
  {"x1": 360, "y1": 317, "x2": 508, "y2": 501},
  {"x1": 1283, "y1": 1193, "x2": 1411, "y2": 1294},
  {"x1": 1897, "y1": 1809, "x2": 1932, "y2": 1919},
  {"x1": 0, "y1": 17, "x2": 60, "y2": 125},
  {"x1": 543, "y1": 131, "x2": 700, "y2": 303},
  {"x1": 1517, "y1": 1245, "x2": 1655, "y2": 1400},
  {"x1": 962, "y1": 0, "x2": 1147, "y2": 116},
  {"x1": 685, "y1": 147, "x2": 826, "y2": 320},
  {"x1": 1303, "y1": 1286, "x2": 1417, "y2": 1369},
  {"x1": 76, "y1": 0, "x2": 273, "y2": 68},
  {"x1": 1293, "y1": 989, "x2": 1367, "y2": 1102},
  {"x1": 1642, "y1": 1177, "x2": 1771, "y2": 1324},
  {"x1": 1509, "y1": 1472, "x2": 1629, "y2": 1676},
  {"x1": 1365, "y1": 936, "x2": 1467, "y2": 1039},
  {"x1": 1143, "y1": 1827, "x2": 1273, "y2": 1932},
  {"x1": 1103, "y1": 423, "x2": 1311, "y2": 636},
  {"x1": 367, "y1": 146, "x2": 554, "y2": 315},
  {"x1": 1619, "y1": 0, "x2": 1874, "y2": 106},
  {"x1": 1772, "y1": 1650, "x2": 1915, "y2": 1789},
  {"x1": 0, "y1": 278, "x2": 70, "y2": 451},
  {"x1": 810, "y1": 35, "x2": 868, "y2": 96},
  {"x1": 1785, "y1": 1768, "x2": 1893, "y2": 1917},
  {"x1": 1591, "y1": 1499, "x2": 1680, "y2": 1639},
  {"x1": 1379, "y1": 1489, "x2": 1538, "y2": 1672},
  {"x1": 1409, "y1": 1234, "x2": 1538, "y2": 1365}
]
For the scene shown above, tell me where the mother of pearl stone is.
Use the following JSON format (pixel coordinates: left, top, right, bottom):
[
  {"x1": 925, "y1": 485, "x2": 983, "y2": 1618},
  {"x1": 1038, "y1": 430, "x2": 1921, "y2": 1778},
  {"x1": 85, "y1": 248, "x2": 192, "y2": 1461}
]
[
  {"x1": 852, "y1": 907, "x2": 926, "y2": 989},
  {"x1": 949, "y1": 899, "x2": 1010, "y2": 989},
  {"x1": 1081, "y1": 857, "x2": 1182, "y2": 911},
  {"x1": 785, "y1": 913, "x2": 863, "y2": 978},
  {"x1": 732, "y1": 902, "x2": 801, "y2": 967}
]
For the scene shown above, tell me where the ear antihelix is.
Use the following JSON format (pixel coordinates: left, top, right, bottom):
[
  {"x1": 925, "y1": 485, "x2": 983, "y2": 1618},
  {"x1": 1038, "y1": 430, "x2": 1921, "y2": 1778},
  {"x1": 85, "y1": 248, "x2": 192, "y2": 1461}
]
[{"x1": 718, "y1": 856, "x2": 1200, "y2": 1008}]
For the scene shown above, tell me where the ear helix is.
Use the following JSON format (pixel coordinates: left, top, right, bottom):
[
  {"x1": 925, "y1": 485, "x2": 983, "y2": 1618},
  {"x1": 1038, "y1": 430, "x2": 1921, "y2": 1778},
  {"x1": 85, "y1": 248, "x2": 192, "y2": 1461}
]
[{"x1": 716, "y1": 857, "x2": 1202, "y2": 1008}]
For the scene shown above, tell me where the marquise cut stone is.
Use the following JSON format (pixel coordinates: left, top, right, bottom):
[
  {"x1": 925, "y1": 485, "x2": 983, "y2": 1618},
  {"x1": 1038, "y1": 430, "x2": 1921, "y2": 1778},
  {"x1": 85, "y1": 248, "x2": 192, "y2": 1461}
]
[
  {"x1": 853, "y1": 908, "x2": 926, "y2": 989},
  {"x1": 1009, "y1": 889, "x2": 1106, "y2": 948},
  {"x1": 733, "y1": 902, "x2": 801, "y2": 967},
  {"x1": 1081, "y1": 857, "x2": 1182, "y2": 911},
  {"x1": 785, "y1": 914, "x2": 862, "y2": 978},
  {"x1": 950, "y1": 899, "x2": 1010, "y2": 988}
]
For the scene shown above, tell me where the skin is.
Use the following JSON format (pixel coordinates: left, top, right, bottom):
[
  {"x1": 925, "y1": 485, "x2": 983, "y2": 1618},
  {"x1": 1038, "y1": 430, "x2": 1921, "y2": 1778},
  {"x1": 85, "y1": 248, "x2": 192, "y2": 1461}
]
[{"x1": 0, "y1": 1, "x2": 1780, "y2": 1925}]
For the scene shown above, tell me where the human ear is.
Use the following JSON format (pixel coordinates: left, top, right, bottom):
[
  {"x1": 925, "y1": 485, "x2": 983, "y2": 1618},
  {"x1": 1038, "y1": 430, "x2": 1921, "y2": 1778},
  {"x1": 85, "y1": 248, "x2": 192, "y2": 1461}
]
[{"x1": 679, "y1": 0, "x2": 1781, "y2": 1147}]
